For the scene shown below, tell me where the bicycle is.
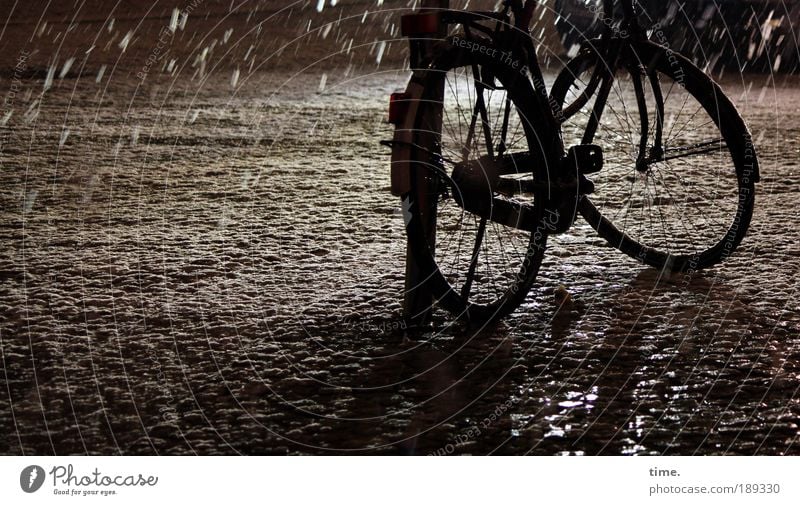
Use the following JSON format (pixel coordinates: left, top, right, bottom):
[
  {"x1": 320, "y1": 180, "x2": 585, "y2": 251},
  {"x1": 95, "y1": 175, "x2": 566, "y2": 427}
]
[{"x1": 384, "y1": 0, "x2": 759, "y2": 323}]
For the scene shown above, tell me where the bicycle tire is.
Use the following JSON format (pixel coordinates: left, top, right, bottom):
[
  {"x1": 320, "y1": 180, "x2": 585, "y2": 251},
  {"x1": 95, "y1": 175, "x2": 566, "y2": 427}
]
[{"x1": 551, "y1": 40, "x2": 757, "y2": 273}]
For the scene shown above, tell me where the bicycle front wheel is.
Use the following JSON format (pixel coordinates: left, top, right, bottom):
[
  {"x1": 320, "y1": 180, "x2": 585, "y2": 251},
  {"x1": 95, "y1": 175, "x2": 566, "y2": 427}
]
[{"x1": 551, "y1": 41, "x2": 757, "y2": 273}]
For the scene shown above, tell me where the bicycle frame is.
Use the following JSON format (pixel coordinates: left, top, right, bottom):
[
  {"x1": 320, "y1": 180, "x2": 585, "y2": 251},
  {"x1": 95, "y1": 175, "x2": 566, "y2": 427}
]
[{"x1": 390, "y1": 0, "x2": 672, "y2": 199}]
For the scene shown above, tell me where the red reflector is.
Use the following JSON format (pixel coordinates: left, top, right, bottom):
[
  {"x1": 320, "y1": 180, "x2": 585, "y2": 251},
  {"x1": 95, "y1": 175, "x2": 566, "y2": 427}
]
[
  {"x1": 400, "y1": 13, "x2": 440, "y2": 37},
  {"x1": 388, "y1": 92, "x2": 411, "y2": 125}
]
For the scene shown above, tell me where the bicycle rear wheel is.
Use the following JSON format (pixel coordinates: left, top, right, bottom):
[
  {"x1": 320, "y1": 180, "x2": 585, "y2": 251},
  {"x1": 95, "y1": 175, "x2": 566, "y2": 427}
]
[
  {"x1": 404, "y1": 41, "x2": 558, "y2": 322},
  {"x1": 551, "y1": 41, "x2": 757, "y2": 272}
]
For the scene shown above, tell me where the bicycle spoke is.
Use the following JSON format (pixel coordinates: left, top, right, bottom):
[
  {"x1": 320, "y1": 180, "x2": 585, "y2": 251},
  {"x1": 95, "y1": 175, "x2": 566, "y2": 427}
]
[
  {"x1": 660, "y1": 139, "x2": 727, "y2": 162},
  {"x1": 461, "y1": 216, "x2": 488, "y2": 301},
  {"x1": 472, "y1": 65, "x2": 496, "y2": 159}
]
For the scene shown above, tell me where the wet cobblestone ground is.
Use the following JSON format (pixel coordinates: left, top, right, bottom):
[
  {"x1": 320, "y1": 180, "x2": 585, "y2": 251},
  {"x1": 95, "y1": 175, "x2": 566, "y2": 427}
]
[{"x1": 1, "y1": 62, "x2": 800, "y2": 455}]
